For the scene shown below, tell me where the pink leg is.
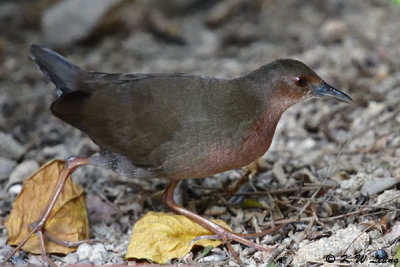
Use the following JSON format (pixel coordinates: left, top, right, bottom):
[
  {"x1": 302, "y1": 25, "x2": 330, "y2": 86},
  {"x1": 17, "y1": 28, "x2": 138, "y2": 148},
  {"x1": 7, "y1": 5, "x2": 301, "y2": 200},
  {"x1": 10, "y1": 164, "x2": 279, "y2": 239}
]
[{"x1": 162, "y1": 180, "x2": 275, "y2": 253}]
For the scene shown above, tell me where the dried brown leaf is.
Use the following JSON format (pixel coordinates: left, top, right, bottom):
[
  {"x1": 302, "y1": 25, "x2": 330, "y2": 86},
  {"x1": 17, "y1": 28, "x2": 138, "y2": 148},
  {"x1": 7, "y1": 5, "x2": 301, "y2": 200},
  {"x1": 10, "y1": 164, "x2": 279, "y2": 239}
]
[{"x1": 5, "y1": 159, "x2": 89, "y2": 254}]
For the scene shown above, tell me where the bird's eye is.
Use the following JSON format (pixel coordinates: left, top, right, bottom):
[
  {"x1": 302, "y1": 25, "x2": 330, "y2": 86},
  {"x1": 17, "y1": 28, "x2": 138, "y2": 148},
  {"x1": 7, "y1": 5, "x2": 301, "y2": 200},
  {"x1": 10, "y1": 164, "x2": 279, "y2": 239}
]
[{"x1": 295, "y1": 76, "x2": 307, "y2": 87}]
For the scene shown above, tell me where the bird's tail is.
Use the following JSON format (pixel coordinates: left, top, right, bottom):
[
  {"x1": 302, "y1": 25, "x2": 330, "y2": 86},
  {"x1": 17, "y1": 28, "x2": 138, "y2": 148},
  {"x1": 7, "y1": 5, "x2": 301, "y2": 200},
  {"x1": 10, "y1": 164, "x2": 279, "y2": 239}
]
[{"x1": 30, "y1": 44, "x2": 81, "y2": 93}]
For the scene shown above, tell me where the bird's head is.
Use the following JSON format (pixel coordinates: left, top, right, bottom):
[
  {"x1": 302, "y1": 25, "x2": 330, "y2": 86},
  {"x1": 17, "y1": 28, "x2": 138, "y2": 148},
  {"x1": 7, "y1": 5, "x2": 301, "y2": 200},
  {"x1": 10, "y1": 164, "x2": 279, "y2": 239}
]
[{"x1": 248, "y1": 59, "x2": 352, "y2": 109}]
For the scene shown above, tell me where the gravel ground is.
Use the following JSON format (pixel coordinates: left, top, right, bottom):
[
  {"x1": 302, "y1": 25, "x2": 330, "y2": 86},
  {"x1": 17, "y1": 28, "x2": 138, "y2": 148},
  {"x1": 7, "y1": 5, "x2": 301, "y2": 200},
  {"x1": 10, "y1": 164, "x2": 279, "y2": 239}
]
[{"x1": 1, "y1": 0, "x2": 400, "y2": 266}]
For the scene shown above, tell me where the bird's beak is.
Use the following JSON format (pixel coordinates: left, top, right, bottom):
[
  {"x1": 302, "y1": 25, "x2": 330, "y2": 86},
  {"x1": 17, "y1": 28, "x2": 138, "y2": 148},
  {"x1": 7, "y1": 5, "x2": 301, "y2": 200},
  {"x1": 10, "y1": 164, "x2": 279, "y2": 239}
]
[{"x1": 313, "y1": 82, "x2": 352, "y2": 103}]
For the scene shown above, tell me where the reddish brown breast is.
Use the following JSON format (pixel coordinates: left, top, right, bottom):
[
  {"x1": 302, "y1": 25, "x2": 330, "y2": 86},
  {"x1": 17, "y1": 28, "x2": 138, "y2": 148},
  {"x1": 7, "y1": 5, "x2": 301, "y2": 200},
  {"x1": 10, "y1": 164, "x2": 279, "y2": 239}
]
[{"x1": 173, "y1": 108, "x2": 283, "y2": 179}]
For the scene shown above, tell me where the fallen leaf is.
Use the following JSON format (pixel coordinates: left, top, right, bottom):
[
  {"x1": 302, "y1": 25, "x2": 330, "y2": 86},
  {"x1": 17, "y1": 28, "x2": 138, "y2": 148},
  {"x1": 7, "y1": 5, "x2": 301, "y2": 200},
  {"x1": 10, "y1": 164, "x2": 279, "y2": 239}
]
[
  {"x1": 5, "y1": 159, "x2": 89, "y2": 254},
  {"x1": 242, "y1": 198, "x2": 266, "y2": 209},
  {"x1": 202, "y1": 245, "x2": 213, "y2": 257},
  {"x1": 126, "y1": 211, "x2": 232, "y2": 264}
]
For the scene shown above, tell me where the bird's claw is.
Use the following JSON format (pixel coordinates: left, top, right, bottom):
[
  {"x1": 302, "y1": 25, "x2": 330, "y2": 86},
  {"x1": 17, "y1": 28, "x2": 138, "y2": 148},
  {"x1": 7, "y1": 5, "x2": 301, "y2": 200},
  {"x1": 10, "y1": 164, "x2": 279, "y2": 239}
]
[
  {"x1": 190, "y1": 229, "x2": 274, "y2": 253},
  {"x1": 3, "y1": 219, "x2": 96, "y2": 267},
  {"x1": 190, "y1": 235, "x2": 220, "y2": 245}
]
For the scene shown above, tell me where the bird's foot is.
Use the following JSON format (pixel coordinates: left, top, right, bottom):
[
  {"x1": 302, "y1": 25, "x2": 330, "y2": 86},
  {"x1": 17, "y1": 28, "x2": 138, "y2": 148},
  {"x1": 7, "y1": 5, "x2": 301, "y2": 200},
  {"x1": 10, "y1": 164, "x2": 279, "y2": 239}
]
[
  {"x1": 191, "y1": 225, "x2": 282, "y2": 246},
  {"x1": 4, "y1": 221, "x2": 96, "y2": 266},
  {"x1": 190, "y1": 226, "x2": 276, "y2": 253},
  {"x1": 189, "y1": 224, "x2": 277, "y2": 267},
  {"x1": 43, "y1": 231, "x2": 98, "y2": 248},
  {"x1": 2, "y1": 157, "x2": 89, "y2": 267}
]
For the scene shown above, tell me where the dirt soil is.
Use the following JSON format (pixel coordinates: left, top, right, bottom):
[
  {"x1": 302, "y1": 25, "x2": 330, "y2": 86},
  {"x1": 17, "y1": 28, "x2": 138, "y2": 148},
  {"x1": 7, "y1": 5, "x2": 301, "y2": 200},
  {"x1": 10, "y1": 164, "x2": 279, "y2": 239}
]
[{"x1": 0, "y1": 0, "x2": 400, "y2": 266}]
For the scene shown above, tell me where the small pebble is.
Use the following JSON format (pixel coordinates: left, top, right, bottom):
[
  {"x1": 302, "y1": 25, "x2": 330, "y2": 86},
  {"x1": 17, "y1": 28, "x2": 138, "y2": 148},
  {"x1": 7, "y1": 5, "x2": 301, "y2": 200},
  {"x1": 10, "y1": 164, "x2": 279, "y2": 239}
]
[
  {"x1": 77, "y1": 243, "x2": 107, "y2": 264},
  {"x1": 374, "y1": 249, "x2": 388, "y2": 260},
  {"x1": 0, "y1": 132, "x2": 25, "y2": 160},
  {"x1": 28, "y1": 255, "x2": 44, "y2": 266},
  {"x1": 273, "y1": 161, "x2": 287, "y2": 185},
  {"x1": 89, "y1": 243, "x2": 107, "y2": 265},
  {"x1": 107, "y1": 253, "x2": 125, "y2": 264},
  {"x1": 205, "y1": 206, "x2": 227, "y2": 216},
  {"x1": 8, "y1": 184, "x2": 22, "y2": 195},
  {"x1": 7, "y1": 160, "x2": 39, "y2": 188},
  {"x1": 0, "y1": 236, "x2": 6, "y2": 247},
  {"x1": 77, "y1": 243, "x2": 92, "y2": 260},
  {"x1": 199, "y1": 253, "x2": 227, "y2": 262},
  {"x1": 320, "y1": 20, "x2": 347, "y2": 43}
]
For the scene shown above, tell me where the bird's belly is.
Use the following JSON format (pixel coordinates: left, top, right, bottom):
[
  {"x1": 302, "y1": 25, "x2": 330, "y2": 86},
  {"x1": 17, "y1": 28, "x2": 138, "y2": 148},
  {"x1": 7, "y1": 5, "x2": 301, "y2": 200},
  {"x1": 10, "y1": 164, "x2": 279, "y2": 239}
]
[
  {"x1": 172, "y1": 131, "x2": 275, "y2": 179},
  {"x1": 167, "y1": 113, "x2": 281, "y2": 180}
]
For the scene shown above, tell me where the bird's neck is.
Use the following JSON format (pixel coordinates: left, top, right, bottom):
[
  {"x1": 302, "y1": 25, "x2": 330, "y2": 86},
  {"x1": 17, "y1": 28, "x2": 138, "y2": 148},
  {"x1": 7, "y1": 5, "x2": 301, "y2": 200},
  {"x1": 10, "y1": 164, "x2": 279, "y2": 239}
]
[{"x1": 235, "y1": 105, "x2": 283, "y2": 164}]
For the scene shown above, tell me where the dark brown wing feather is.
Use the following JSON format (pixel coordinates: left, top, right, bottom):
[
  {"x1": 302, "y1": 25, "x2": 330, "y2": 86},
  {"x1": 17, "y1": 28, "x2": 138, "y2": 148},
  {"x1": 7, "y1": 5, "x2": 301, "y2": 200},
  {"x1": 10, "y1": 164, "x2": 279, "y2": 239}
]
[{"x1": 51, "y1": 72, "x2": 183, "y2": 171}]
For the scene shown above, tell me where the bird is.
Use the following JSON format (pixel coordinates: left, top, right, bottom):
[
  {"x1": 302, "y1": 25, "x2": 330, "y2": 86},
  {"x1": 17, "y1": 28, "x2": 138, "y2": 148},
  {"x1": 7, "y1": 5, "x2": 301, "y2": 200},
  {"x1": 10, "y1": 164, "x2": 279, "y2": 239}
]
[{"x1": 4, "y1": 44, "x2": 352, "y2": 266}]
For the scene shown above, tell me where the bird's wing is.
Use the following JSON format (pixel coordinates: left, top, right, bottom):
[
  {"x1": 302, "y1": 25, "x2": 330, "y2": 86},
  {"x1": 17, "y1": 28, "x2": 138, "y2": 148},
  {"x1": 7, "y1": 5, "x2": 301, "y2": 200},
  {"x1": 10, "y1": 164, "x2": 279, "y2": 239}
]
[
  {"x1": 50, "y1": 73, "x2": 196, "y2": 173},
  {"x1": 30, "y1": 44, "x2": 202, "y2": 175}
]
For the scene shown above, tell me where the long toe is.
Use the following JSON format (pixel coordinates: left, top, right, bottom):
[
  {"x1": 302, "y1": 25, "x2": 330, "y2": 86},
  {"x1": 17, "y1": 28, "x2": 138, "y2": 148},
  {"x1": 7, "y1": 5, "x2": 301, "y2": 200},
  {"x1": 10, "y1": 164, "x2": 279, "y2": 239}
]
[
  {"x1": 224, "y1": 230, "x2": 275, "y2": 253},
  {"x1": 44, "y1": 231, "x2": 98, "y2": 247}
]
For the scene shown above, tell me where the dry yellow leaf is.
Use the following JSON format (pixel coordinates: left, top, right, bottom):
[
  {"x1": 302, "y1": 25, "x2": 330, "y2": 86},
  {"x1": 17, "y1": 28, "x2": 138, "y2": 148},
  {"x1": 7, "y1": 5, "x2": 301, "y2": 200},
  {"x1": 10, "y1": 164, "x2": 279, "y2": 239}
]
[
  {"x1": 126, "y1": 211, "x2": 232, "y2": 264},
  {"x1": 5, "y1": 159, "x2": 89, "y2": 254}
]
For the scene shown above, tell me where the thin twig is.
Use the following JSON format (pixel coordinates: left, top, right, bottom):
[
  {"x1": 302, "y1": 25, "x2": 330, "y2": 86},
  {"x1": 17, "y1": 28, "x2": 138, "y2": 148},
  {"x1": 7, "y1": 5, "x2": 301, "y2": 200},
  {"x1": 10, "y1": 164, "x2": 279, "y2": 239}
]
[
  {"x1": 233, "y1": 185, "x2": 336, "y2": 196},
  {"x1": 226, "y1": 242, "x2": 243, "y2": 267},
  {"x1": 289, "y1": 196, "x2": 400, "y2": 212},
  {"x1": 296, "y1": 184, "x2": 322, "y2": 218},
  {"x1": 343, "y1": 224, "x2": 375, "y2": 255}
]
